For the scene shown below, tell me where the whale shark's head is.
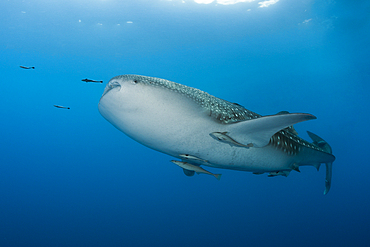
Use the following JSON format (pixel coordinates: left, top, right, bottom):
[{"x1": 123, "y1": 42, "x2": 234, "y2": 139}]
[
  {"x1": 98, "y1": 74, "x2": 211, "y2": 145},
  {"x1": 98, "y1": 75, "x2": 151, "y2": 133},
  {"x1": 99, "y1": 74, "x2": 178, "y2": 113},
  {"x1": 100, "y1": 75, "x2": 142, "y2": 109},
  {"x1": 98, "y1": 75, "x2": 185, "y2": 121}
]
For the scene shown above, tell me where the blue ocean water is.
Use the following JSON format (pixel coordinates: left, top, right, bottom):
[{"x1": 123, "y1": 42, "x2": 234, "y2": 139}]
[{"x1": 1, "y1": 0, "x2": 369, "y2": 246}]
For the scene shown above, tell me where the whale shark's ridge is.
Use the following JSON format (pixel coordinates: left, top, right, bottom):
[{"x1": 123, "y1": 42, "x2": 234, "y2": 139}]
[{"x1": 111, "y1": 74, "x2": 261, "y2": 124}]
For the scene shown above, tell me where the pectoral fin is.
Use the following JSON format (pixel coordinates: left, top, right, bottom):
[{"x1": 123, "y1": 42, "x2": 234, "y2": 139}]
[{"x1": 228, "y1": 113, "x2": 316, "y2": 148}]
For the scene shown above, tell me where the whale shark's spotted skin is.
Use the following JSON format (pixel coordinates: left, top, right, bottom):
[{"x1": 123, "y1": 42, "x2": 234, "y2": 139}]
[
  {"x1": 99, "y1": 74, "x2": 336, "y2": 194},
  {"x1": 108, "y1": 75, "x2": 260, "y2": 123}
]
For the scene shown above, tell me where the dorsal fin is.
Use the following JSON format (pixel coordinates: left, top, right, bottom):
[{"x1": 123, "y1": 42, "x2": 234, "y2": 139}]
[{"x1": 307, "y1": 131, "x2": 332, "y2": 154}]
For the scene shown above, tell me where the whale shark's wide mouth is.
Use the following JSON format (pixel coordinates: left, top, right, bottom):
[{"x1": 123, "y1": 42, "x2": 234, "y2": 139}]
[{"x1": 101, "y1": 80, "x2": 121, "y2": 98}]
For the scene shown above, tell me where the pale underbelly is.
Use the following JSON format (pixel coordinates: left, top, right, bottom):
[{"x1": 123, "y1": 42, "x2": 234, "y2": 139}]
[{"x1": 132, "y1": 125, "x2": 296, "y2": 173}]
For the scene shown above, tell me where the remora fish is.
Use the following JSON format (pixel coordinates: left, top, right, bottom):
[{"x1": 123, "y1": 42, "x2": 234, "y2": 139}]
[
  {"x1": 209, "y1": 131, "x2": 253, "y2": 148},
  {"x1": 98, "y1": 75, "x2": 335, "y2": 194},
  {"x1": 179, "y1": 154, "x2": 208, "y2": 163}
]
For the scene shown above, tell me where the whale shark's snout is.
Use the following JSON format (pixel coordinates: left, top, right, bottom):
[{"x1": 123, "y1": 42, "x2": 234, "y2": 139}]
[
  {"x1": 98, "y1": 80, "x2": 122, "y2": 125},
  {"x1": 101, "y1": 80, "x2": 121, "y2": 98}
]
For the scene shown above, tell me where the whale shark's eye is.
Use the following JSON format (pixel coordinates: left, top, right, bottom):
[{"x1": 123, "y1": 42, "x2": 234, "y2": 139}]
[{"x1": 132, "y1": 80, "x2": 138, "y2": 84}]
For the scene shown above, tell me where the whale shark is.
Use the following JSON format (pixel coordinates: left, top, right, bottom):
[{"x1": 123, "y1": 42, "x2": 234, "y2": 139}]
[{"x1": 98, "y1": 74, "x2": 335, "y2": 194}]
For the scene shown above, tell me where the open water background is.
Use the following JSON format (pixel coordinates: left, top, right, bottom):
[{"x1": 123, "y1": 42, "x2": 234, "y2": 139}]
[{"x1": 1, "y1": 1, "x2": 369, "y2": 246}]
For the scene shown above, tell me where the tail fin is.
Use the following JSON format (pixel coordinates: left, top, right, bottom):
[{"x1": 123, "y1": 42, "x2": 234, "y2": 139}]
[
  {"x1": 324, "y1": 162, "x2": 333, "y2": 195},
  {"x1": 307, "y1": 131, "x2": 335, "y2": 195}
]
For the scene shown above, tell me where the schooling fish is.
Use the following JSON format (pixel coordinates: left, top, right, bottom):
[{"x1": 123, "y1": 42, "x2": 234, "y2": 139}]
[{"x1": 98, "y1": 74, "x2": 335, "y2": 194}]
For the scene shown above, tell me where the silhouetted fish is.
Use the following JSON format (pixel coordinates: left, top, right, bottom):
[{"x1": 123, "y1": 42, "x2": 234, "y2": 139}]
[
  {"x1": 54, "y1": 105, "x2": 70, "y2": 109},
  {"x1": 82, "y1": 78, "x2": 103, "y2": 83},
  {"x1": 20, "y1": 66, "x2": 35, "y2": 69}
]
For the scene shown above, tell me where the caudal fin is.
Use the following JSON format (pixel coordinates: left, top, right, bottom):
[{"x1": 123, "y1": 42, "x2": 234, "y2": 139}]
[
  {"x1": 307, "y1": 131, "x2": 335, "y2": 195},
  {"x1": 324, "y1": 162, "x2": 333, "y2": 195}
]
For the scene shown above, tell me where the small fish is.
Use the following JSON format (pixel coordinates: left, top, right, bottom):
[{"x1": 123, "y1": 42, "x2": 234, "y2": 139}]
[
  {"x1": 171, "y1": 160, "x2": 221, "y2": 180},
  {"x1": 82, "y1": 78, "x2": 103, "y2": 83},
  {"x1": 54, "y1": 105, "x2": 70, "y2": 109},
  {"x1": 20, "y1": 66, "x2": 35, "y2": 69},
  {"x1": 179, "y1": 154, "x2": 208, "y2": 163},
  {"x1": 209, "y1": 132, "x2": 253, "y2": 148}
]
